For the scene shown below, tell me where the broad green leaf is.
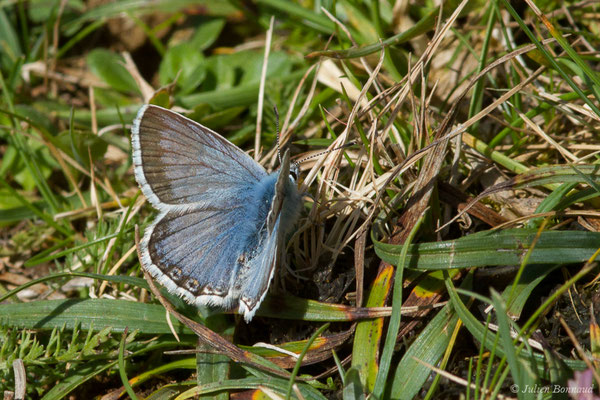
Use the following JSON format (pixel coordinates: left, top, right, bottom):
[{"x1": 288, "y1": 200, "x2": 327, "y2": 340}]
[
  {"x1": 149, "y1": 88, "x2": 172, "y2": 108},
  {"x1": 193, "y1": 106, "x2": 245, "y2": 130},
  {"x1": 206, "y1": 54, "x2": 236, "y2": 89},
  {"x1": 15, "y1": 104, "x2": 58, "y2": 135},
  {"x1": 50, "y1": 130, "x2": 109, "y2": 169},
  {"x1": 190, "y1": 18, "x2": 225, "y2": 51},
  {"x1": 159, "y1": 42, "x2": 207, "y2": 94},
  {"x1": 67, "y1": 0, "x2": 239, "y2": 32},
  {"x1": 503, "y1": 263, "x2": 561, "y2": 319},
  {"x1": 352, "y1": 266, "x2": 394, "y2": 389},
  {"x1": 343, "y1": 368, "x2": 366, "y2": 400},
  {"x1": 29, "y1": 0, "x2": 85, "y2": 23},
  {"x1": 37, "y1": 68, "x2": 310, "y2": 126},
  {"x1": 91, "y1": 86, "x2": 134, "y2": 108},
  {"x1": 0, "y1": 140, "x2": 18, "y2": 177},
  {"x1": 0, "y1": 188, "x2": 28, "y2": 210},
  {"x1": 13, "y1": 141, "x2": 54, "y2": 191},
  {"x1": 237, "y1": 51, "x2": 291, "y2": 85},
  {"x1": 87, "y1": 49, "x2": 139, "y2": 93},
  {"x1": 182, "y1": 67, "x2": 310, "y2": 109},
  {"x1": 389, "y1": 303, "x2": 460, "y2": 399}
]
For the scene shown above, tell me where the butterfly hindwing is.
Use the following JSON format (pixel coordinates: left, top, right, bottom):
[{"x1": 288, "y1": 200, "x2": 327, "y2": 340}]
[
  {"x1": 237, "y1": 216, "x2": 281, "y2": 320},
  {"x1": 142, "y1": 207, "x2": 246, "y2": 307},
  {"x1": 237, "y1": 151, "x2": 302, "y2": 321}
]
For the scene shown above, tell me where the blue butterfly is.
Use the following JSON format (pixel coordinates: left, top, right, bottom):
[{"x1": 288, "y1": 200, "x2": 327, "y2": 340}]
[{"x1": 132, "y1": 105, "x2": 302, "y2": 322}]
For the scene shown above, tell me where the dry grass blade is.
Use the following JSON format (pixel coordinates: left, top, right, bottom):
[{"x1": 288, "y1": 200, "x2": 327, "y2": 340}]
[
  {"x1": 558, "y1": 311, "x2": 600, "y2": 388},
  {"x1": 255, "y1": 16, "x2": 275, "y2": 161},
  {"x1": 12, "y1": 359, "x2": 26, "y2": 400}
]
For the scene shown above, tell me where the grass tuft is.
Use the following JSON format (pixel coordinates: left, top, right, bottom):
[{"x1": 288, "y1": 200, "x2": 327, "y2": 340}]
[{"x1": 0, "y1": 0, "x2": 599, "y2": 398}]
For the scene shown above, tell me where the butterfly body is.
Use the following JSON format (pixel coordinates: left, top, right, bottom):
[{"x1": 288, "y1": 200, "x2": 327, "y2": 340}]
[{"x1": 132, "y1": 104, "x2": 301, "y2": 321}]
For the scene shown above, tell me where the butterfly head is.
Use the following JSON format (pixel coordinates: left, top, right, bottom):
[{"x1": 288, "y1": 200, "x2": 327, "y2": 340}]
[{"x1": 290, "y1": 161, "x2": 300, "y2": 182}]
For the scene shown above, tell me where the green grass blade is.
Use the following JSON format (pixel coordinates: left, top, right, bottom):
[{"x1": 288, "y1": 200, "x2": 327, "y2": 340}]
[
  {"x1": 118, "y1": 328, "x2": 140, "y2": 400},
  {"x1": 259, "y1": 294, "x2": 388, "y2": 321},
  {"x1": 446, "y1": 277, "x2": 587, "y2": 377},
  {"x1": 256, "y1": 0, "x2": 336, "y2": 34},
  {"x1": 177, "y1": 377, "x2": 327, "y2": 400},
  {"x1": 285, "y1": 323, "x2": 330, "y2": 400},
  {"x1": 490, "y1": 289, "x2": 539, "y2": 399},
  {"x1": 499, "y1": 0, "x2": 600, "y2": 117},
  {"x1": 0, "y1": 298, "x2": 193, "y2": 334},
  {"x1": 372, "y1": 215, "x2": 424, "y2": 397},
  {"x1": 24, "y1": 232, "x2": 120, "y2": 267},
  {"x1": 307, "y1": 6, "x2": 439, "y2": 59},
  {"x1": 375, "y1": 229, "x2": 600, "y2": 270},
  {"x1": 502, "y1": 263, "x2": 561, "y2": 319},
  {"x1": 41, "y1": 359, "x2": 120, "y2": 400},
  {"x1": 197, "y1": 315, "x2": 233, "y2": 400}
]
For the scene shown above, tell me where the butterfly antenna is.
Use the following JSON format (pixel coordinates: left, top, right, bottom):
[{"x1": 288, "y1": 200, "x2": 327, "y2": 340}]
[
  {"x1": 274, "y1": 106, "x2": 282, "y2": 165},
  {"x1": 296, "y1": 140, "x2": 357, "y2": 165}
]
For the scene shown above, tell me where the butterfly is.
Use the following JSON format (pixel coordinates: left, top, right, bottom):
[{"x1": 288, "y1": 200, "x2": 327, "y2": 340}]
[{"x1": 132, "y1": 104, "x2": 302, "y2": 322}]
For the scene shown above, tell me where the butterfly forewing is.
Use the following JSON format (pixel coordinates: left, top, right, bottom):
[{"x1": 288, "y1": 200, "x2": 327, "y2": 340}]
[{"x1": 132, "y1": 105, "x2": 267, "y2": 209}]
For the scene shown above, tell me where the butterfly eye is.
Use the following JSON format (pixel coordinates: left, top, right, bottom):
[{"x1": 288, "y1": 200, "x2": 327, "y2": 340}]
[{"x1": 290, "y1": 162, "x2": 300, "y2": 182}]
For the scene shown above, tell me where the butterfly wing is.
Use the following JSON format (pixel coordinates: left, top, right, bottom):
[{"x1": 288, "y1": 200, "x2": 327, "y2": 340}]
[
  {"x1": 236, "y1": 215, "x2": 281, "y2": 321},
  {"x1": 132, "y1": 105, "x2": 271, "y2": 309},
  {"x1": 132, "y1": 105, "x2": 267, "y2": 209},
  {"x1": 142, "y1": 207, "x2": 251, "y2": 307}
]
